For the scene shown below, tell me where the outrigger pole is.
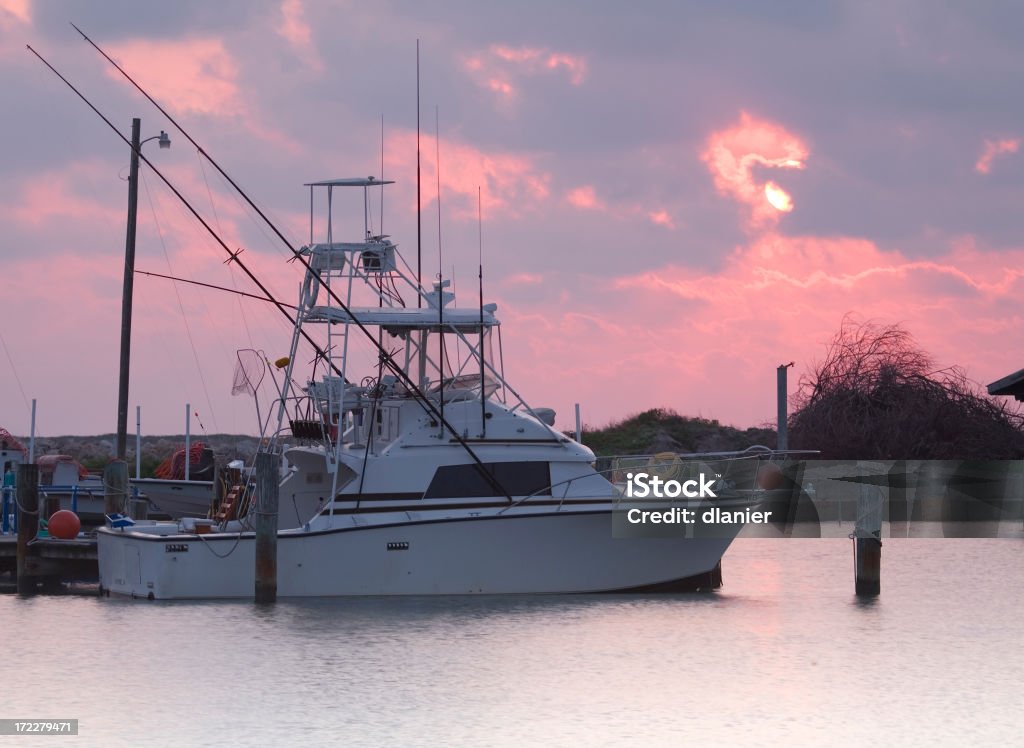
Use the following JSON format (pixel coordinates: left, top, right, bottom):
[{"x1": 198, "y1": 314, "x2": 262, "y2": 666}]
[
  {"x1": 47, "y1": 30, "x2": 516, "y2": 502},
  {"x1": 478, "y1": 186, "x2": 486, "y2": 438},
  {"x1": 135, "y1": 270, "x2": 300, "y2": 307},
  {"x1": 416, "y1": 39, "x2": 422, "y2": 309}
]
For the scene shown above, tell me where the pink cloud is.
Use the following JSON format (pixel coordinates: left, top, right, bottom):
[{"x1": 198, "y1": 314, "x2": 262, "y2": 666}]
[
  {"x1": 488, "y1": 78, "x2": 514, "y2": 96},
  {"x1": 975, "y1": 138, "x2": 1020, "y2": 174},
  {"x1": 566, "y1": 185, "x2": 604, "y2": 210},
  {"x1": 544, "y1": 53, "x2": 587, "y2": 85},
  {"x1": 277, "y1": 0, "x2": 323, "y2": 72},
  {"x1": 107, "y1": 38, "x2": 242, "y2": 118},
  {"x1": 647, "y1": 210, "x2": 676, "y2": 229},
  {"x1": 462, "y1": 44, "x2": 588, "y2": 98},
  {"x1": 491, "y1": 230, "x2": 1024, "y2": 431},
  {"x1": 566, "y1": 186, "x2": 676, "y2": 230},
  {"x1": 492, "y1": 45, "x2": 545, "y2": 64},
  {"x1": 503, "y1": 272, "x2": 544, "y2": 285},
  {"x1": 702, "y1": 111, "x2": 808, "y2": 227},
  {"x1": 384, "y1": 129, "x2": 550, "y2": 219},
  {"x1": 105, "y1": 37, "x2": 300, "y2": 152},
  {"x1": 0, "y1": 244, "x2": 301, "y2": 437},
  {"x1": 3, "y1": 160, "x2": 124, "y2": 228},
  {"x1": 0, "y1": 0, "x2": 30, "y2": 28}
]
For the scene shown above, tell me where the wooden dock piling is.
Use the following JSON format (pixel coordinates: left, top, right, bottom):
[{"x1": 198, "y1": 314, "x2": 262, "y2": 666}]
[
  {"x1": 212, "y1": 458, "x2": 227, "y2": 516},
  {"x1": 854, "y1": 537, "x2": 881, "y2": 595},
  {"x1": 16, "y1": 463, "x2": 39, "y2": 595},
  {"x1": 854, "y1": 461, "x2": 883, "y2": 596},
  {"x1": 104, "y1": 460, "x2": 128, "y2": 516},
  {"x1": 254, "y1": 452, "x2": 279, "y2": 604}
]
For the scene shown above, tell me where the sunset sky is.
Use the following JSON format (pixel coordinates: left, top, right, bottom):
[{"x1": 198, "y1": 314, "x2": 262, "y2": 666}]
[{"x1": 2, "y1": 1, "x2": 1023, "y2": 439}]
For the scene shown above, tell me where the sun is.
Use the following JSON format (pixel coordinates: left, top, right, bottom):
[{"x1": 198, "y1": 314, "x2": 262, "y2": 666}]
[{"x1": 764, "y1": 181, "x2": 794, "y2": 213}]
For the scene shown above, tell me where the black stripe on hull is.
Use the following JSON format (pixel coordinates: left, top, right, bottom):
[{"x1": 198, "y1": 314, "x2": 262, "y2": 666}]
[
  {"x1": 327, "y1": 498, "x2": 606, "y2": 514},
  {"x1": 595, "y1": 561, "x2": 723, "y2": 593}
]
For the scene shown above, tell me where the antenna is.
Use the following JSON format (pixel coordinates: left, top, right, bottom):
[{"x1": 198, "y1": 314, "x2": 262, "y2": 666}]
[
  {"x1": 416, "y1": 39, "x2": 422, "y2": 308},
  {"x1": 478, "y1": 185, "x2": 486, "y2": 437},
  {"x1": 436, "y1": 106, "x2": 443, "y2": 278},
  {"x1": 379, "y1": 114, "x2": 385, "y2": 235},
  {"x1": 436, "y1": 105, "x2": 444, "y2": 427}
]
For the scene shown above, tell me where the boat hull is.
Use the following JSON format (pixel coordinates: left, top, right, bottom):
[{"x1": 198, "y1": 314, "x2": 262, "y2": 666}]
[
  {"x1": 97, "y1": 509, "x2": 739, "y2": 599},
  {"x1": 130, "y1": 479, "x2": 213, "y2": 518}
]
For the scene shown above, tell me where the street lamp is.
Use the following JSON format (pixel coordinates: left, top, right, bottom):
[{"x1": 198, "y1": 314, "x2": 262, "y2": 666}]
[{"x1": 116, "y1": 118, "x2": 170, "y2": 461}]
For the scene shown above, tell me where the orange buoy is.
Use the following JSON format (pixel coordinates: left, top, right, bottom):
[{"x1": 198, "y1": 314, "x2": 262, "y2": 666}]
[{"x1": 48, "y1": 509, "x2": 81, "y2": 539}]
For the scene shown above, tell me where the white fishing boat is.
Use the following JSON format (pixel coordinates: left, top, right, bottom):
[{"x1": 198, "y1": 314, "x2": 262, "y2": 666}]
[{"x1": 97, "y1": 177, "x2": 775, "y2": 599}]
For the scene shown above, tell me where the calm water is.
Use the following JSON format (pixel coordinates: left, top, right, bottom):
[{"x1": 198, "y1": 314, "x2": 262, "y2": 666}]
[{"x1": 3, "y1": 539, "x2": 1022, "y2": 747}]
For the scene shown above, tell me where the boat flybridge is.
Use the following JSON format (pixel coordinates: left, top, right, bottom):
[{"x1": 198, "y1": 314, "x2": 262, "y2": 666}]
[
  {"x1": 276, "y1": 177, "x2": 602, "y2": 526},
  {"x1": 97, "y1": 177, "x2": 768, "y2": 599}
]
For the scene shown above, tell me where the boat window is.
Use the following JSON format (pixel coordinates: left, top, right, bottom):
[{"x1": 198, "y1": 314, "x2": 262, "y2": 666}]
[{"x1": 424, "y1": 461, "x2": 551, "y2": 498}]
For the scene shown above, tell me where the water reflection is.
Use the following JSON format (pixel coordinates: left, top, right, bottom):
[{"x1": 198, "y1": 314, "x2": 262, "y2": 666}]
[{"x1": 1, "y1": 539, "x2": 1020, "y2": 747}]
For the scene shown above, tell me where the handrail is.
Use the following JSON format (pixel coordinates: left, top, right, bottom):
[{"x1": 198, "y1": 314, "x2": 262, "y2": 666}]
[{"x1": 496, "y1": 449, "x2": 801, "y2": 515}]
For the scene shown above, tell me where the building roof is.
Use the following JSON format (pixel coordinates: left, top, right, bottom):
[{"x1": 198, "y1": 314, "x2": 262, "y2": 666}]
[{"x1": 987, "y1": 368, "x2": 1024, "y2": 401}]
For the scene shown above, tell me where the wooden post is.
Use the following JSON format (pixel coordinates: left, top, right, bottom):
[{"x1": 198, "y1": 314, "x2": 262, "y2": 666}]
[
  {"x1": 212, "y1": 458, "x2": 226, "y2": 517},
  {"x1": 854, "y1": 537, "x2": 881, "y2": 595},
  {"x1": 16, "y1": 463, "x2": 39, "y2": 595},
  {"x1": 128, "y1": 484, "x2": 148, "y2": 520},
  {"x1": 777, "y1": 363, "x2": 793, "y2": 451},
  {"x1": 104, "y1": 460, "x2": 128, "y2": 516},
  {"x1": 254, "y1": 452, "x2": 279, "y2": 603},
  {"x1": 854, "y1": 460, "x2": 884, "y2": 596}
]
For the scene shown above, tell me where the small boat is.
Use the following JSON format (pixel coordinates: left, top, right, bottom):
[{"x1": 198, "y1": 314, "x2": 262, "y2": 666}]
[
  {"x1": 98, "y1": 176, "x2": 780, "y2": 599},
  {"x1": 2, "y1": 437, "x2": 109, "y2": 524},
  {"x1": 2, "y1": 429, "x2": 216, "y2": 523},
  {"x1": 130, "y1": 442, "x2": 215, "y2": 519}
]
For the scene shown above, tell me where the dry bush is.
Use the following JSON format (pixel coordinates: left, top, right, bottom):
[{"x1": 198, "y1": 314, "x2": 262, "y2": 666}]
[{"x1": 789, "y1": 317, "x2": 1024, "y2": 459}]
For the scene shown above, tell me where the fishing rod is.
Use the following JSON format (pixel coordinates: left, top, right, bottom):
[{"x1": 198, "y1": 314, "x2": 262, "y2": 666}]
[
  {"x1": 25, "y1": 45, "x2": 344, "y2": 380},
  {"x1": 58, "y1": 30, "x2": 516, "y2": 502},
  {"x1": 416, "y1": 39, "x2": 422, "y2": 309}
]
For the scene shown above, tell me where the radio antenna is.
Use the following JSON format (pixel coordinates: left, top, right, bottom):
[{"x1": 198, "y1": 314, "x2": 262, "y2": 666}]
[{"x1": 416, "y1": 39, "x2": 422, "y2": 307}]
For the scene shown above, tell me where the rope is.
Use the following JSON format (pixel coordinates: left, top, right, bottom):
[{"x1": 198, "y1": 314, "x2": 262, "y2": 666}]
[
  {"x1": 195, "y1": 528, "x2": 244, "y2": 558},
  {"x1": 0, "y1": 330, "x2": 31, "y2": 416}
]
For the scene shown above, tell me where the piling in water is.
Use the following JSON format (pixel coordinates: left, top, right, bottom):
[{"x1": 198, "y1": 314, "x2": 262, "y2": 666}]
[
  {"x1": 16, "y1": 463, "x2": 39, "y2": 595},
  {"x1": 854, "y1": 537, "x2": 881, "y2": 596},
  {"x1": 254, "y1": 452, "x2": 279, "y2": 604},
  {"x1": 853, "y1": 461, "x2": 884, "y2": 596}
]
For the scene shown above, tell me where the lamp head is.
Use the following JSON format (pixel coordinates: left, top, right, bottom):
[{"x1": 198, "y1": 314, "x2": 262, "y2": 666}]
[{"x1": 158, "y1": 130, "x2": 171, "y2": 149}]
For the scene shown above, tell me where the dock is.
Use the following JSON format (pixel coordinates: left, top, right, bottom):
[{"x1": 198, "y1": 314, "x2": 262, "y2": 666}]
[{"x1": 0, "y1": 535, "x2": 98, "y2": 591}]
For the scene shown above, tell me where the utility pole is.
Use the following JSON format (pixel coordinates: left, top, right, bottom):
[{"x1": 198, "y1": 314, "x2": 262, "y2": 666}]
[
  {"x1": 116, "y1": 117, "x2": 141, "y2": 460},
  {"x1": 116, "y1": 120, "x2": 169, "y2": 459}
]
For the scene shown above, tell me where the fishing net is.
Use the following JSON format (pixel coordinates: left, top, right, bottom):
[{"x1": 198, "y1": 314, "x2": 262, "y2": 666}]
[
  {"x1": 154, "y1": 442, "x2": 212, "y2": 480},
  {"x1": 0, "y1": 427, "x2": 27, "y2": 456},
  {"x1": 232, "y1": 349, "x2": 266, "y2": 396}
]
